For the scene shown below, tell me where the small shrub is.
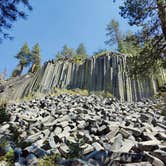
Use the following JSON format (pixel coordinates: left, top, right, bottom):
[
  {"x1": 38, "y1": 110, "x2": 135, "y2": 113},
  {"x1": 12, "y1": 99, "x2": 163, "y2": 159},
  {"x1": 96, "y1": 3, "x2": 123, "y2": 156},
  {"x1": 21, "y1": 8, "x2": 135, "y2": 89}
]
[
  {"x1": 72, "y1": 55, "x2": 86, "y2": 64},
  {"x1": 5, "y1": 149, "x2": 14, "y2": 166},
  {"x1": 22, "y1": 93, "x2": 35, "y2": 101},
  {"x1": 66, "y1": 133, "x2": 86, "y2": 159},
  {"x1": 95, "y1": 50, "x2": 109, "y2": 58},
  {"x1": 90, "y1": 91, "x2": 113, "y2": 98},
  {"x1": 161, "y1": 109, "x2": 166, "y2": 116},
  {"x1": 54, "y1": 88, "x2": 89, "y2": 97},
  {"x1": 38, "y1": 154, "x2": 60, "y2": 166},
  {"x1": 9, "y1": 125, "x2": 21, "y2": 144},
  {"x1": 155, "y1": 92, "x2": 166, "y2": 116},
  {"x1": 0, "y1": 103, "x2": 10, "y2": 124},
  {"x1": 0, "y1": 149, "x2": 14, "y2": 166}
]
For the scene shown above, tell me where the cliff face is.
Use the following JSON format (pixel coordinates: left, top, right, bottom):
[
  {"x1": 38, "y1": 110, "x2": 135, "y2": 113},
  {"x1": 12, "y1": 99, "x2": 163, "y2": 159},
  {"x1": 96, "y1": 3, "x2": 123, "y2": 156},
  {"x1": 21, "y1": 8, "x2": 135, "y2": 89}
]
[{"x1": 1, "y1": 53, "x2": 166, "y2": 101}]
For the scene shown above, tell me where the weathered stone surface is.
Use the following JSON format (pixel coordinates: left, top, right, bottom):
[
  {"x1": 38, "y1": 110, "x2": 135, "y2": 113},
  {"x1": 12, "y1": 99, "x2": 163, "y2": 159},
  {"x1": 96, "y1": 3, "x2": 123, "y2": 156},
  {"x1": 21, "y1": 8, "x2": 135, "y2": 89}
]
[
  {"x1": 48, "y1": 132, "x2": 56, "y2": 149},
  {"x1": 145, "y1": 153, "x2": 165, "y2": 166},
  {"x1": 138, "y1": 140, "x2": 160, "y2": 151},
  {"x1": 111, "y1": 134, "x2": 123, "y2": 152},
  {"x1": 26, "y1": 154, "x2": 38, "y2": 166},
  {"x1": 0, "y1": 93, "x2": 165, "y2": 165},
  {"x1": 59, "y1": 144, "x2": 69, "y2": 156},
  {"x1": 119, "y1": 139, "x2": 135, "y2": 153},
  {"x1": 92, "y1": 142, "x2": 104, "y2": 151},
  {"x1": 106, "y1": 125, "x2": 119, "y2": 141},
  {"x1": 0, "y1": 161, "x2": 9, "y2": 166},
  {"x1": 122, "y1": 162, "x2": 152, "y2": 166},
  {"x1": 1, "y1": 53, "x2": 166, "y2": 102}
]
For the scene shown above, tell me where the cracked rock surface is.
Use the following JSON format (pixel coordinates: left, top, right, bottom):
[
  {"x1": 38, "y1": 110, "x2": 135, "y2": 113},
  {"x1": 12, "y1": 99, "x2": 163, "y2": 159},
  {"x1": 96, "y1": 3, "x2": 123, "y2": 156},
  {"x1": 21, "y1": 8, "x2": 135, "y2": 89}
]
[{"x1": 0, "y1": 94, "x2": 166, "y2": 165}]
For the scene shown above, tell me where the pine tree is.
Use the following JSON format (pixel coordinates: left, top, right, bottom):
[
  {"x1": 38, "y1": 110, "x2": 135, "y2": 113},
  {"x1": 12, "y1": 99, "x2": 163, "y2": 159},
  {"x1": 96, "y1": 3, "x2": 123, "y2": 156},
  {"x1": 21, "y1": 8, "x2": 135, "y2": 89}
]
[
  {"x1": 105, "y1": 19, "x2": 123, "y2": 51},
  {"x1": 76, "y1": 43, "x2": 87, "y2": 56},
  {"x1": 75, "y1": 43, "x2": 87, "y2": 61},
  {"x1": 55, "y1": 51, "x2": 63, "y2": 60},
  {"x1": 29, "y1": 43, "x2": 41, "y2": 73},
  {"x1": 117, "y1": 0, "x2": 166, "y2": 74},
  {"x1": 121, "y1": 31, "x2": 142, "y2": 56},
  {"x1": 61, "y1": 45, "x2": 75, "y2": 59},
  {"x1": 0, "y1": 0, "x2": 32, "y2": 42},
  {"x1": 12, "y1": 42, "x2": 31, "y2": 77},
  {"x1": 119, "y1": 0, "x2": 166, "y2": 41}
]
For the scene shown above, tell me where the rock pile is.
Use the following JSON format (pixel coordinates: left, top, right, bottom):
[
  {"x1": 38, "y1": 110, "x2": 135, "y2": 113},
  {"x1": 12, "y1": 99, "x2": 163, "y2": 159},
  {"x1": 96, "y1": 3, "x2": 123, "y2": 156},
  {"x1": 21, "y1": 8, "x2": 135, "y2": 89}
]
[{"x1": 0, "y1": 94, "x2": 166, "y2": 165}]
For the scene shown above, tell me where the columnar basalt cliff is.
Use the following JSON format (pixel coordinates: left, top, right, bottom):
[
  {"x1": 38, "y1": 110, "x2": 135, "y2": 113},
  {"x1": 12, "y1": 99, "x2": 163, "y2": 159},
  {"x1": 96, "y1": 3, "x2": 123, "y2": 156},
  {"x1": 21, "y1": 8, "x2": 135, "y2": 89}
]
[{"x1": 1, "y1": 53, "x2": 166, "y2": 101}]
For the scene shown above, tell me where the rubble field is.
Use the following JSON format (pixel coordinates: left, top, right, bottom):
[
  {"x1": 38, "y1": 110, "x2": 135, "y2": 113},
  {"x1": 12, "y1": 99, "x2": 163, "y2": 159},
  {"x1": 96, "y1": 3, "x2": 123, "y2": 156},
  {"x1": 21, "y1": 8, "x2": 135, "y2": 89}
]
[{"x1": 0, "y1": 94, "x2": 166, "y2": 165}]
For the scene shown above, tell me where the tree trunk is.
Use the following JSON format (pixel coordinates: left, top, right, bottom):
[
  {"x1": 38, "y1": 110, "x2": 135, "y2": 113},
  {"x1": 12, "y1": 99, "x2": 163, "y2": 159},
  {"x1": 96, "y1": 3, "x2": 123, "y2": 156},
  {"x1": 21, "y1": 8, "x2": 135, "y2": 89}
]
[
  {"x1": 18, "y1": 64, "x2": 24, "y2": 76},
  {"x1": 156, "y1": 0, "x2": 166, "y2": 40},
  {"x1": 30, "y1": 63, "x2": 36, "y2": 73}
]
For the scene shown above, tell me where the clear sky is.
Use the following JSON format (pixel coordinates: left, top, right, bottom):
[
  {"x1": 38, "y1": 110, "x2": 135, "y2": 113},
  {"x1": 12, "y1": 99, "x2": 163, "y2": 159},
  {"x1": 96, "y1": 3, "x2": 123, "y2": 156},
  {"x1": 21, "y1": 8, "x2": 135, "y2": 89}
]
[{"x1": 0, "y1": 0, "x2": 136, "y2": 77}]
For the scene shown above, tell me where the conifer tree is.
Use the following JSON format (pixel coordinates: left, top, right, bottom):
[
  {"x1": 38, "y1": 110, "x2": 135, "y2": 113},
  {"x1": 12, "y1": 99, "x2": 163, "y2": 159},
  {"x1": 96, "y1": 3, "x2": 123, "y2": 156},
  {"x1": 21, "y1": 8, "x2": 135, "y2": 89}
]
[
  {"x1": 76, "y1": 43, "x2": 87, "y2": 56},
  {"x1": 105, "y1": 19, "x2": 123, "y2": 51},
  {"x1": 61, "y1": 45, "x2": 75, "y2": 59},
  {"x1": 116, "y1": 0, "x2": 166, "y2": 74},
  {"x1": 29, "y1": 43, "x2": 41, "y2": 73},
  {"x1": 75, "y1": 43, "x2": 87, "y2": 60},
  {"x1": 0, "y1": 0, "x2": 32, "y2": 42},
  {"x1": 12, "y1": 42, "x2": 31, "y2": 77}
]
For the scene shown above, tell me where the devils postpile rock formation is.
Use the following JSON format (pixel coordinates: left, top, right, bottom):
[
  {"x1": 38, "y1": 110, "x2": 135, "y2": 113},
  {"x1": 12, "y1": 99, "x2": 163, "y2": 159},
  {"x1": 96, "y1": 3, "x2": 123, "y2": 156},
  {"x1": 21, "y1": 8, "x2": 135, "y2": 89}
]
[
  {"x1": 0, "y1": 94, "x2": 166, "y2": 165},
  {"x1": 0, "y1": 52, "x2": 166, "y2": 165},
  {"x1": 0, "y1": 52, "x2": 166, "y2": 102}
]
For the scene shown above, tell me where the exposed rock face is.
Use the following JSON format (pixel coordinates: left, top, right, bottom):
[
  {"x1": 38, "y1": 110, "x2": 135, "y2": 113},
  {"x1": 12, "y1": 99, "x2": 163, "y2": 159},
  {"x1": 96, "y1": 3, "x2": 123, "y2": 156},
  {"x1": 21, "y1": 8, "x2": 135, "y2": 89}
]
[
  {"x1": 0, "y1": 94, "x2": 165, "y2": 165},
  {"x1": 1, "y1": 53, "x2": 166, "y2": 101}
]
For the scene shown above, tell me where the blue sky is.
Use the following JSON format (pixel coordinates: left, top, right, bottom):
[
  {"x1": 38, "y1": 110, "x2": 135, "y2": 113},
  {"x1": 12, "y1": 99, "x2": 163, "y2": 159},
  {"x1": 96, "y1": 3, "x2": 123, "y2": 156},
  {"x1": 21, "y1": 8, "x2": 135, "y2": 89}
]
[{"x1": 0, "y1": 0, "x2": 136, "y2": 76}]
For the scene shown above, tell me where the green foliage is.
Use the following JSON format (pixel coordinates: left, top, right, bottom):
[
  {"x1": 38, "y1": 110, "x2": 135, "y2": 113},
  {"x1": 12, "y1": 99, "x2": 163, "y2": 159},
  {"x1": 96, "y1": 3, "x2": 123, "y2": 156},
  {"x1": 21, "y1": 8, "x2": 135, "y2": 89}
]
[
  {"x1": 120, "y1": 32, "x2": 142, "y2": 56},
  {"x1": 55, "y1": 45, "x2": 75, "y2": 60},
  {"x1": 12, "y1": 42, "x2": 31, "y2": 77},
  {"x1": 29, "y1": 43, "x2": 41, "y2": 73},
  {"x1": 61, "y1": 45, "x2": 75, "y2": 59},
  {"x1": 90, "y1": 91, "x2": 113, "y2": 98},
  {"x1": 75, "y1": 43, "x2": 87, "y2": 61},
  {"x1": 0, "y1": 146, "x2": 14, "y2": 166},
  {"x1": 155, "y1": 91, "x2": 166, "y2": 117},
  {"x1": 127, "y1": 37, "x2": 165, "y2": 76},
  {"x1": 66, "y1": 133, "x2": 86, "y2": 159},
  {"x1": 12, "y1": 42, "x2": 42, "y2": 76},
  {"x1": 54, "y1": 88, "x2": 89, "y2": 97},
  {"x1": 15, "y1": 42, "x2": 31, "y2": 67},
  {"x1": 0, "y1": 0, "x2": 32, "y2": 42},
  {"x1": 119, "y1": 0, "x2": 166, "y2": 39},
  {"x1": 0, "y1": 103, "x2": 10, "y2": 124},
  {"x1": 117, "y1": 0, "x2": 166, "y2": 74},
  {"x1": 5, "y1": 149, "x2": 14, "y2": 166},
  {"x1": 55, "y1": 43, "x2": 88, "y2": 63},
  {"x1": 55, "y1": 52, "x2": 63, "y2": 60},
  {"x1": 11, "y1": 66, "x2": 21, "y2": 77},
  {"x1": 38, "y1": 154, "x2": 60, "y2": 166},
  {"x1": 105, "y1": 19, "x2": 123, "y2": 51},
  {"x1": 94, "y1": 49, "x2": 109, "y2": 58},
  {"x1": 9, "y1": 125, "x2": 21, "y2": 144}
]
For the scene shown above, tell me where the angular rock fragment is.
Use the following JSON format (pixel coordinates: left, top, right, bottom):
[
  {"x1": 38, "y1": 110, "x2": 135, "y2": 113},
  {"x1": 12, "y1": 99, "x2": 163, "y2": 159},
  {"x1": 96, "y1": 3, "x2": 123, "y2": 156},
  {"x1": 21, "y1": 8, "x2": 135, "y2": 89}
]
[
  {"x1": 26, "y1": 154, "x2": 38, "y2": 166},
  {"x1": 48, "y1": 132, "x2": 57, "y2": 149},
  {"x1": 118, "y1": 139, "x2": 135, "y2": 153},
  {"x1": 92, "y1": 142, "x2": 104, "y2": 151},
  {"x1": 105, "y1": 125, "x2": 119, "y2": 141},
  {"x1": 145, "y1": 152, "x2": 165, "y2": 166},
  {"x1": 82, "y1": 144, "x2": 94, "y2": 155},
  {"x1": 138, "y1": 140, "x2": 160, "y2": 151}
]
